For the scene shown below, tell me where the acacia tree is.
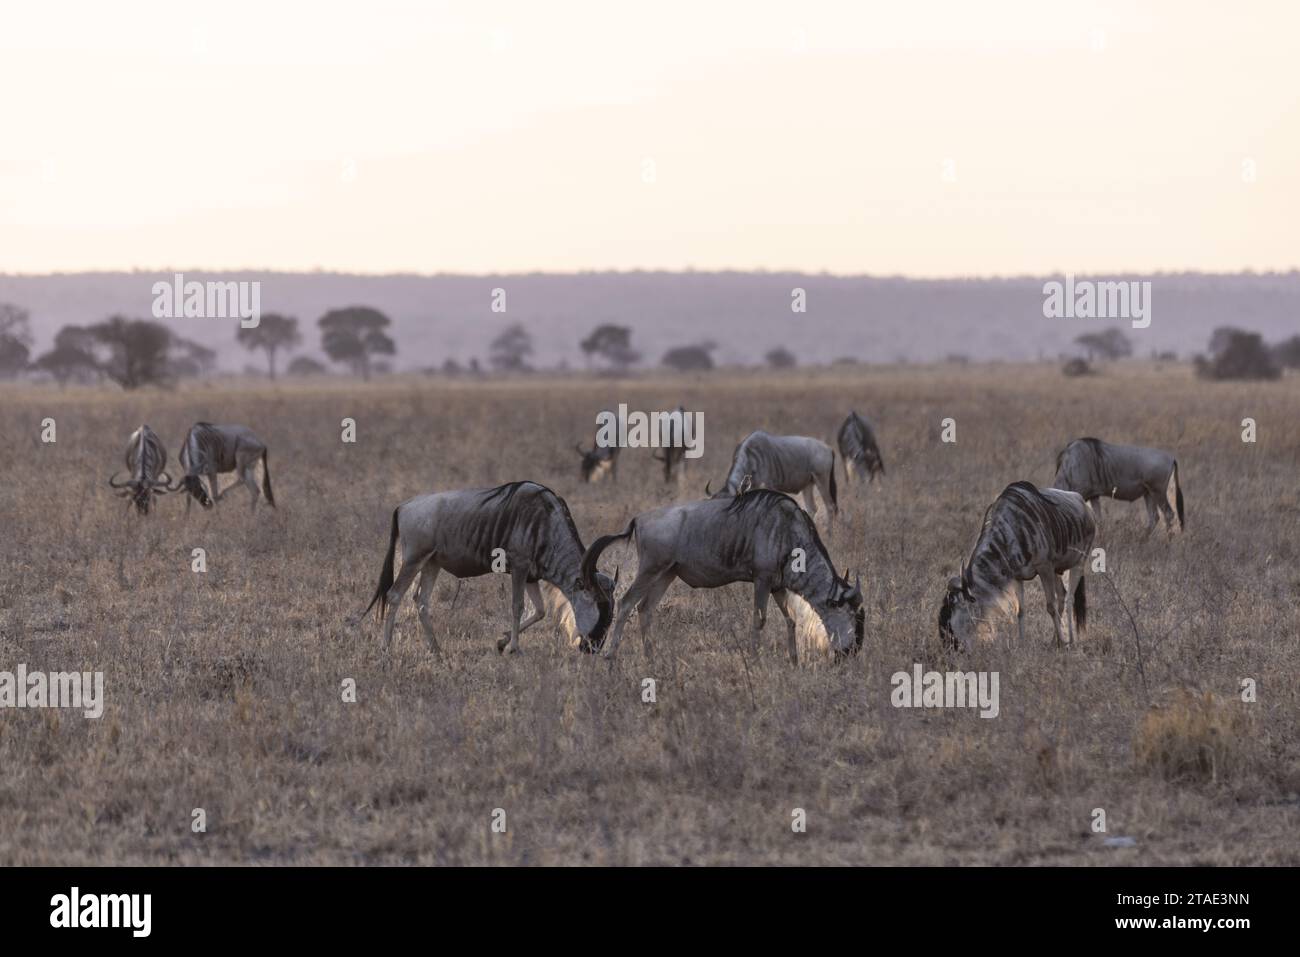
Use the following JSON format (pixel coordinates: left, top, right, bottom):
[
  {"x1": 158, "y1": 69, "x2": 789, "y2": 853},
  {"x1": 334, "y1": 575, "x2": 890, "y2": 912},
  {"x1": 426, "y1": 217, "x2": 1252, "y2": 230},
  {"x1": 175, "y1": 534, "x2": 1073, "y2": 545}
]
[
  {"x1": 580, "y1": 323, "x2": 640, "y2": 371},
  {"x1": 32, "y1": 326, "x2": 100, "y2": 386},
  {"x1": 490, "y1": 323, "x2": 534, "y2": 372},
  {"x1": 1075, "y1": 327, "x2": 1132, "y2": 361},
  {"x1": 237, "y1": 313, "x2": 301, "y2": 380},
  {"x1": 765, "y1": 347, "x2": 796, "y2": 369},
  {"x1": 318, "y1": 307, "x2": 396, "y2": 381},
  {"x1": 0, "y1": 303, "x2": 32, "y2": 379},
  {"x1": 662, "y1": 342, "x2": 716, "y2": 372}
]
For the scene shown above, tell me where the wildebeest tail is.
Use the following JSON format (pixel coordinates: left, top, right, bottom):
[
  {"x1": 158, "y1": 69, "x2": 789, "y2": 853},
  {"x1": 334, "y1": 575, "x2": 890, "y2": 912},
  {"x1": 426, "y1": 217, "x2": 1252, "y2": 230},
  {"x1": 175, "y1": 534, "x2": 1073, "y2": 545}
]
[
  {"x1": 364, "y1": 506, "x2": 401, "y2": 619},
  {"x1": 828, "y1": 453, "x2": 838, "y2": 510},
  {"x1": 581, "y1": 519, "x2": 635, "y2": 585},
  {"x1": 1173, "y1": 460, "x2": 1184, "y2": 529},
  {"x1": 1073, "y1": 575, "x2": 1087, "y2": 634},
  {"x1": 261, "y1": 449, "x2": 276, "y2": 507}
]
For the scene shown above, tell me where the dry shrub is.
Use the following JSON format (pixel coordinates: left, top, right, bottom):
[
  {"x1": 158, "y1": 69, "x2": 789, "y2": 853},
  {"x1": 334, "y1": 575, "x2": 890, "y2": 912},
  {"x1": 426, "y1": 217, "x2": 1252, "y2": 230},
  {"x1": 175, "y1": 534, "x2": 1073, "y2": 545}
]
[{"x1": 1133, "y1": 689, "x2": 1251, "y2": 783}]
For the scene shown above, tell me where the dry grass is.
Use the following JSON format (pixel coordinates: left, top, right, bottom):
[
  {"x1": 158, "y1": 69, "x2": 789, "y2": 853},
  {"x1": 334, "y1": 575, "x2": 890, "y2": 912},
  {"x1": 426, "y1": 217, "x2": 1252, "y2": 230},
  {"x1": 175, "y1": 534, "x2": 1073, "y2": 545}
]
[{"x1": 1, "y1": 362, "x2": 1297, "y2": 865}]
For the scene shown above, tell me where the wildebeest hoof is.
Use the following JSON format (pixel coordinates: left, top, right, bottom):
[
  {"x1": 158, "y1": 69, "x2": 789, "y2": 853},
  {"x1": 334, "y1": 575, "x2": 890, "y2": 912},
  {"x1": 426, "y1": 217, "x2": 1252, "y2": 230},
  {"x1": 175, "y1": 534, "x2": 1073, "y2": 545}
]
[{"x1": 496, "y1": 636, "x2": 510, "y2": 654}]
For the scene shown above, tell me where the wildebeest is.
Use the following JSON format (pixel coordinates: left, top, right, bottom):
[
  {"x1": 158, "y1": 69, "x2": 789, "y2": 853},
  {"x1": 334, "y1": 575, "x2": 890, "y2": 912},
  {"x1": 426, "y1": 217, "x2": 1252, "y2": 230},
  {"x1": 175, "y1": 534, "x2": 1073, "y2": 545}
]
[
  {"x1": 709, "y1": 431, "x2": 838, "y2": 526},
  {"x1": 939, "y1": 482, "x2": 1095, "y2": 650},
  {"x1": 576, "y1": 413, "x2": 620, "y2": 484},
  {"x1": 1052, "y1": 437, "x2": 1183, "y2": 536},
  {"x1": 108, "y1": 424, "x2": 173, "y2": 515},
  {"x1": 581, "y1": 489, "x2": 863, "y2": 664},
  {"x1": 175, "y1": 423, "x2": 274, "y2": 511},
  {"x1": 651, "y1": 405, "x2": 689, "y2": 483},
  {"x1": 364, "y1": 481, "x2": 613, "y2": 655},
  {"x1": 837, "y1": 411, "x2": 885, "y2": 485}
]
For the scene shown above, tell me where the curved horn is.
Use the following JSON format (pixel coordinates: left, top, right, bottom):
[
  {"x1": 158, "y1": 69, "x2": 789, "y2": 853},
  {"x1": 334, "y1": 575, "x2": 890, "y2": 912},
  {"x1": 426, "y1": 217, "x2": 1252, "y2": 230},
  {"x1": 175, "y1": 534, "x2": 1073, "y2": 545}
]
[
  {"x1": 108, "y1": 471, "x2": 132, "y2": 489},
  {"x1": 704, "y1": 480, "x2": 713, "y2": 496}
]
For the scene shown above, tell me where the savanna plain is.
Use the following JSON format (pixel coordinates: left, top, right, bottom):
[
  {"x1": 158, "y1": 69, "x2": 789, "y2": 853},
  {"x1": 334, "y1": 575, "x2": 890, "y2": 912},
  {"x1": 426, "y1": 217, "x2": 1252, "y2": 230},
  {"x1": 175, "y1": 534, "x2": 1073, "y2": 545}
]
[{"x1": 1, "y1": 362, "x2": 1297, "y2": 865}]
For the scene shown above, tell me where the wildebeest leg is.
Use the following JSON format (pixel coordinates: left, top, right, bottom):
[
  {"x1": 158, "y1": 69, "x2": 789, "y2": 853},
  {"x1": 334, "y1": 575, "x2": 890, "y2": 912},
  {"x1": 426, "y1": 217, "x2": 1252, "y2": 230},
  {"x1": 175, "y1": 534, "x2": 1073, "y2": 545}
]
[
  {"x1": 1089, "y1": 497, "x2": 1102, "y2": 527},
  {"x1": 770, "y1": 588, "x2": 799, "y2": 665},
  {"x1": 1015, "y1": 579, "x2": 1026, "y2": 643},
  {"x1": 208, "y1": 472, "x2": 222, "y2": 503},
  {"x1": 500, "y1": 566, "x2": 529, "y2": 655},
  {"x1": 1142, "y1": 494, "x2": 1159, "y2": 539},
  {"x1": 602, "y1": 565, "x2": 668, "y2": 659},
  {"x1": 1064, "y1": 565, "x2": 1084, "y2": 645},
  {"x1": 801, "y1": 484, "x2": 819, "y2": 517},
  {"x1": 1156, "y1": 493, "x2": 1177, "y2": 534},
  {"x1": 635, "y1": 573, "x2": 674, "y2": 658},
  {"x1": 382, "y1": 552, "x2": 429, "y2": 649},
  {"x1": 238, "y1": 456, "x2": 260, "y2": 512},
  {"x1": 1039, "y1": 570, "x2": 1064, "y2": 646},
  {"x1": 751, "y1": 580, "x2": 776, "y2": 652},
  {"x1": 414, "y1": 562, "x2": 443, "y2": 657},
  {"x1": 812, "y1": 470, "x2": 837, "y2": 528},
  {"x1": 500, "y1": 581, "x2": 547, "y2": 647}
]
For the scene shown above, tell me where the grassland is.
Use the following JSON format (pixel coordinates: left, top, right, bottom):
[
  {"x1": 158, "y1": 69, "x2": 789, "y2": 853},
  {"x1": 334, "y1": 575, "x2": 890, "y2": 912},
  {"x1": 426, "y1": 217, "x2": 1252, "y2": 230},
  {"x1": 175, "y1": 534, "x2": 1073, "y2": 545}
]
[{"x1": 0, "y1": 362, "x2": 1297, "y2": 865}]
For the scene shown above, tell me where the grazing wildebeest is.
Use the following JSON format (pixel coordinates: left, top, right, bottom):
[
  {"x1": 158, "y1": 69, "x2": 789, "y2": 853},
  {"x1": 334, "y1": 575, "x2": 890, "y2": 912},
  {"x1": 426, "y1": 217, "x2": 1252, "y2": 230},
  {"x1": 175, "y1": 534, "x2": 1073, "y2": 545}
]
[
  {"x1": 581, "y1": 489, "x2": 863, "y2": 664},
  {"x1": 1052, "y1": 437, "x2": 1183, "y2": 536},
  {"x1": 363, "y1": 481, "x2": 613, "y2": 656},
  {"x1": 709, "y1": 431, "x2": 838, "y2": 526},
  {"x1": 651, "y1": 405, "x2": 689, "y2": 483},
  {"x1": 108, "y1": 424, "x2": 173, "y2": 515},
  {"x1": 175, "y1": 423, "x2": 275, "y2": 512},
  {"x1": 837, "y1": 411, "x2": 885, "y2": 485},
  {"x1": 939, "y1": 482, "x2": 1096, "y2": 650},
  {"x1": 576, "y1": 413, "x2": 620, "y2": 483}
]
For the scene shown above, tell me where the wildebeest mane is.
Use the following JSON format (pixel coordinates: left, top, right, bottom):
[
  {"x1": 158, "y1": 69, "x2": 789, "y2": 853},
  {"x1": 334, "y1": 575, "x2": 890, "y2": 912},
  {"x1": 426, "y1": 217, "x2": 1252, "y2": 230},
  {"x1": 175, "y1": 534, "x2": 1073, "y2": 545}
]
[{"x1": 724, "y1": 488, "x2": 837, "y2": 578}]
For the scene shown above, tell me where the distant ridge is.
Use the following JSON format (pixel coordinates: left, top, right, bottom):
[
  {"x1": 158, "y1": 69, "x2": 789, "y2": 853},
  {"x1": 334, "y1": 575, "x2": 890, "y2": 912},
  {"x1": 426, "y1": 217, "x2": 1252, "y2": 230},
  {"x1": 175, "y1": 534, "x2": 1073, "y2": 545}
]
[{"x1": 3, "y1": 270, "x2": 1296, "y2": 371}]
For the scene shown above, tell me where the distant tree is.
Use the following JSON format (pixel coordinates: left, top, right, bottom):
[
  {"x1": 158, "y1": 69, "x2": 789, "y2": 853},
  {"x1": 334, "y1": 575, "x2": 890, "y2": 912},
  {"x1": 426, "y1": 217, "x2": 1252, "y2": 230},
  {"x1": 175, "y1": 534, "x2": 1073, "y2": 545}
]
[
  {"x1": 31, "y1": 325, "x2": 101, "y2": 386},
  {"x1": 286, "y1": 355, "x2": 327, "y2": 377},
  {"x1": 0, "y1": 303, "x2": 32, "y2": 379},
  {"x1": 85, "y1": 316, "x2": 176, "y2": 389},
  {"x1": 318, "y1": 307, "x2": 396, "y2": 381},
  {"x1": 1196, "y1": 330, "x2": 1279, "y2": 381},
  {"x1": 580, "y1": 324, "x2": 640, "y2": 371},
  {"x1": 489, "y1": 323, "x2": 534, "y2": 372},
  {"x1": 1271, "y1": 334, "x2": 1300, "y2": 369},
  {"x1": 1208, "y1": 326, "x2": 1246, "y2": 358},
  {"x1": 1074, "y1": 327, "x2": 1132, "y2": 361},
  {"x1": 237, "y1": 313, "x2": 301, "y2": 380},
  {"x1": 662, "y1": 344, "x2": 715, "y2": 372},
  {"x1": 764, "y1": 347, "x2": 796, "y2": 369}
]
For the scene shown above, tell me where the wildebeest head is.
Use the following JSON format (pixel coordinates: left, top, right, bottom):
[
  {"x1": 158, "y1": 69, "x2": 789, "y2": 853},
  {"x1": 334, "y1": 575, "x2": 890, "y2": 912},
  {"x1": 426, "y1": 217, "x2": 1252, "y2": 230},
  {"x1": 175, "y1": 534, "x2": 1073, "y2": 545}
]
[
  {"x1": 108, "y1": 471, "x2": 172, "y2": 515},
  {"x1": 576, "y1": 443, "x2": 615, "y2": 483},
  {"x1": 821, "y1": 569, "x2": 864, "y2": 657},
  {"x1": 176, "y1": 474, "x2": 214, "y2": 509},
  {"x1": 938, "y1": 566, "x2": 978, "y2": 650},
  {"x1": 572, "y1": 569, "x2": 617, "y2": 652}
]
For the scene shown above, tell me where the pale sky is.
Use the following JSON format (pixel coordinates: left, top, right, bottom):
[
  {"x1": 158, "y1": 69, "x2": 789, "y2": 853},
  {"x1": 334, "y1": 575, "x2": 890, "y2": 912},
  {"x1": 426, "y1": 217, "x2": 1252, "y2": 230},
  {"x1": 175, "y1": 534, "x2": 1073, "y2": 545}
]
[{"x1": 1, "y1": 1, "x2": 1296, "y2": 276}]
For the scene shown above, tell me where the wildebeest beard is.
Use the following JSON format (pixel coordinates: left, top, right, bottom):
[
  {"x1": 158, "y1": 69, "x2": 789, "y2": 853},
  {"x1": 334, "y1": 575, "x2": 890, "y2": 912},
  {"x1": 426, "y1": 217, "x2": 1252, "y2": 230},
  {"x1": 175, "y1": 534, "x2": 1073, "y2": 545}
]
[{"x1": 182, "y1": 475, "x2": 213, "y2": 508}]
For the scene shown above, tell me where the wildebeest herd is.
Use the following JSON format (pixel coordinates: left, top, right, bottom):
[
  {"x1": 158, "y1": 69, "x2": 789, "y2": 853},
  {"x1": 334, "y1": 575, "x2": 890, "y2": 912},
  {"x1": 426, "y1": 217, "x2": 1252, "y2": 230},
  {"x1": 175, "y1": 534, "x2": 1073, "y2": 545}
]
[{"x1": 110, "y1": 411, "x2": 1185, "y2": 662}]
